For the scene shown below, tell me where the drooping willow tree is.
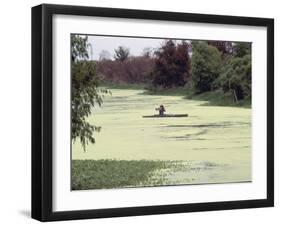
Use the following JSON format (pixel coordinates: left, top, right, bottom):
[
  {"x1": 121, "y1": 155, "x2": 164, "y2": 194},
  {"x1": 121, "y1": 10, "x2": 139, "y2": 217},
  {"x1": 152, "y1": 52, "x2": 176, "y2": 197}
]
[{"x1": 71, "y1": 35, "x2": 108, "y2": 151}]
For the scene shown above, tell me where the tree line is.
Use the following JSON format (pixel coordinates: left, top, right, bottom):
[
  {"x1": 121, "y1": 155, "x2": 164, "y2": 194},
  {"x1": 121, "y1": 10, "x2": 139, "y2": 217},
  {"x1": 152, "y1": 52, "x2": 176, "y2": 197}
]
[{"x1": 96, "y1": 39, "x2": 251, "y2": 102}]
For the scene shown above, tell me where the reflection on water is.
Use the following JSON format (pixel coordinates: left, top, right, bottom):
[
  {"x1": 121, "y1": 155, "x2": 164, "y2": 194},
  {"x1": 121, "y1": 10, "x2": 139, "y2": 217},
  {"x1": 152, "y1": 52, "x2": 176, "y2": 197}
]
[{"x1": 72, "y1": 89, "x2": 251, "y2": 184}]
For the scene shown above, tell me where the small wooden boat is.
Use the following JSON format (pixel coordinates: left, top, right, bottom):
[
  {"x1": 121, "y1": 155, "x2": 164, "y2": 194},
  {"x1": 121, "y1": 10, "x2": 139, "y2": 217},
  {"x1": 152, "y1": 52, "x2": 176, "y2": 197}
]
[{"x1": 142, "y1": 114, "x2": 188, "y2": 118}]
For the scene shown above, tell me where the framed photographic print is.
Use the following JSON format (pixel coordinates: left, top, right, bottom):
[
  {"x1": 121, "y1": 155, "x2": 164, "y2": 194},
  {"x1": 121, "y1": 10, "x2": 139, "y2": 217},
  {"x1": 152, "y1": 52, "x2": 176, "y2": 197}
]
[{"x1": 31, "y1": 4, "x2": 274, "y2": 221}]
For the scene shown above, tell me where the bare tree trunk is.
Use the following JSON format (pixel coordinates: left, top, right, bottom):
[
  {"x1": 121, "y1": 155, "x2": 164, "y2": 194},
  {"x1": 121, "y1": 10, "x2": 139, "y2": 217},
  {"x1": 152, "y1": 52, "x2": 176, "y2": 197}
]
[
  {"x1": 233, "y1": 89, "x2": 238, "y2": 103},
  {"x1": 229, "y1": 80, "x2": 238, "y2": 103}
]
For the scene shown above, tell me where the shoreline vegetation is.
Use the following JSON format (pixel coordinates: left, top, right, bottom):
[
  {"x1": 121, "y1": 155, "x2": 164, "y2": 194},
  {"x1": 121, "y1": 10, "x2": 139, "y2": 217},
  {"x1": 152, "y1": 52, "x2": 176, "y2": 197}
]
[
  {"x1": 72, "y1": 159, "x2": 248, "y2": 190},
  {"x1": 72, "y1": 159, "x2": 176, "y2": 190},
  {"x1": 101, "y1": 83, "x2": 251, "y2": 108},
  {"x1": 96, "y1": 40, "x2": 252, "y2": 110}
]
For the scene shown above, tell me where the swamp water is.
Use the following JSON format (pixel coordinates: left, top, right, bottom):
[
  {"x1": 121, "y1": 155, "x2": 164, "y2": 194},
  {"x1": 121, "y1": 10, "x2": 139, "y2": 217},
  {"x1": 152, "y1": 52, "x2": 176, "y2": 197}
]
[{"x1": 72, "y1": 89, "x2": 251, "y2": 187}]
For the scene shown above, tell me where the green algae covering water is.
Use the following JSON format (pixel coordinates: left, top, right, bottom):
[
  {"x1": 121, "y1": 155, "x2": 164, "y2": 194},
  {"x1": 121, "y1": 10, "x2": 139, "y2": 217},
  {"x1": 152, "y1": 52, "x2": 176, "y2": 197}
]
[{"x1": 72, "y1": 89, "x2": 251, "y2": 189}]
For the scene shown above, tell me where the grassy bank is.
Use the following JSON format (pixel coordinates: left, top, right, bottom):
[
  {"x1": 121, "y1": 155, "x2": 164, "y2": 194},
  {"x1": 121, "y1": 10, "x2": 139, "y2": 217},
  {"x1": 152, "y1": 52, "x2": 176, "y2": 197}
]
[
  {"x1": 185, "y1": 90, "x2": 251, "y2": 108},
  {"x1": 100, "y1": 83, "x2": 251, "y2": 108},
  {"x1": 72, "y1": 159, "x2": 179, "y2": 190},
  {"x1": 100, "y1": 82, "x2": 147, "y2": 90},
  {"x1": 144, "y1": 87, "x2": 251, "y2": 108},
  {"x1": 143, "y1": 86, "x2": 188, "y2": 96}
]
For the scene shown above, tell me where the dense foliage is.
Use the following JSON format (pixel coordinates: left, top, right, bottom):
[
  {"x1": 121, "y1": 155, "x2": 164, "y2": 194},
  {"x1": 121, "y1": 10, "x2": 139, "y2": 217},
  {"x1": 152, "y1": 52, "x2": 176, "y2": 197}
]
[
  {"x1": 216, "y1": 49, "x2": 251, "y2": 101},
  {"x1": 114, "y1": 46, "x2": 130, "y2": 61},
  {"x1": 207, "y1": 41, "x2": 233, "y2": 56},
  {"x1": 97, "y1": 56, "x2": 154, "y2": 84},
  {"x1": 71, "y1": 35, "x2": 107, "y2": 150},
  {"x1": 190, "y1": 41, "x2": 251, "y2": 102},
  {"x1": 233, "y1": 42, "x2": 251, "y2": 58},
  {"x1": 191, "y1": 41, "x2": 222, "y2": 93},
  {"x1": 151, "y1": 40, "x2": 191, "y2": 88}
]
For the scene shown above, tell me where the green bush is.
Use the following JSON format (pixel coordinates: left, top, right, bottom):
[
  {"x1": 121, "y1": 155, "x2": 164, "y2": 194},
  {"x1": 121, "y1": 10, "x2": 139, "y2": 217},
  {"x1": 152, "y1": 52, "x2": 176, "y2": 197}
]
[
  {"x1": 216, "y1": 54, "x2": 251, "y2": 101},
  {"x1": 152, "y1": 40, "x2": 191, "y2": 88},
  {"x1": 191, "y1": 41, "x2": 222, "y2": 93}
]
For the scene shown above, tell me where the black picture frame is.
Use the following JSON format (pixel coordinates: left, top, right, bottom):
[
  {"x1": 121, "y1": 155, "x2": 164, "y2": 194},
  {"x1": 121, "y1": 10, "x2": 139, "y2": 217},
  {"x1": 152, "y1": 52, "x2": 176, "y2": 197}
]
[{"x1": 32, "y1": 4, "x2": 274, "y2": 222}]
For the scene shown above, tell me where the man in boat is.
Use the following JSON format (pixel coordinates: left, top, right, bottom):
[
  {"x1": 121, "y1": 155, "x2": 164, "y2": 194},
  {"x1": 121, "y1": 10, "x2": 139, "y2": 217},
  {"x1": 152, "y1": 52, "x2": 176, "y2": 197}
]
[{"x1": 155, "y1": 105, "x2": 166, "y2": 116}]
